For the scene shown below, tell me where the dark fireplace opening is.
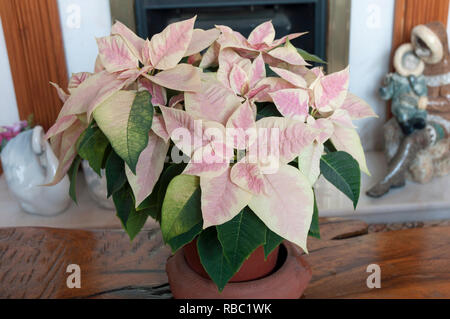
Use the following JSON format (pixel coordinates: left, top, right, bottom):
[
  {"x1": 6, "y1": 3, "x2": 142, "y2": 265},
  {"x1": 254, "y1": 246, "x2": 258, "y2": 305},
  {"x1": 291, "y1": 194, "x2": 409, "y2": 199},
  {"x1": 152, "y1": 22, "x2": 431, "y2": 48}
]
[{"x1": 135, "y1": 0, "x2": 327, "y2": 60}]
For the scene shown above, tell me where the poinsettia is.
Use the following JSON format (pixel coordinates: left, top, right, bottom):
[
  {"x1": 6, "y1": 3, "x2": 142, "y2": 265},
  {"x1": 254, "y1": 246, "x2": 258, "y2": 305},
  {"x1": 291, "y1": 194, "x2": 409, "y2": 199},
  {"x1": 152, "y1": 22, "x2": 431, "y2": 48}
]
[{"x1": 44, "y1": 18, "x2": 377, "y2": 292}]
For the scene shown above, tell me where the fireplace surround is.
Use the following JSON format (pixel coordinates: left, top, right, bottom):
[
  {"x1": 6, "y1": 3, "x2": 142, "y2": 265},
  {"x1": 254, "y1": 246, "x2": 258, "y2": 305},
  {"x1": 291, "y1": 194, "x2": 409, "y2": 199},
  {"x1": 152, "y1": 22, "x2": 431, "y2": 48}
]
[
  {"x1": 109, "y1": 0, "x2": 351, "y2": 72},
  {"x1": 134, "y1": 0, "x2": 327, "y2": 61}
]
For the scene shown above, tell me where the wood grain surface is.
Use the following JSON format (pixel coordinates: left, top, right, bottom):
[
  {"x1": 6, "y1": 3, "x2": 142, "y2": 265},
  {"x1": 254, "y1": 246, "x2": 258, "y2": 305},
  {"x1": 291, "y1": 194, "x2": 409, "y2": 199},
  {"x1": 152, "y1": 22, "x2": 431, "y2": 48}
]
[
  {"x1": 0, "y1": 227, "x2": 170, "y2": 299},
  {"x1": 303, "y1": 226, "x2": 450, "y2": 299},
  {"x1": 392, "y1": 0, "x2": 449, "y2": 53},
  {"x1": 0, "y1": 0, "x2": 68, "y2": 131},
  {"x1": 0, "y1": 219, "x2": 448, "y2": 299}
]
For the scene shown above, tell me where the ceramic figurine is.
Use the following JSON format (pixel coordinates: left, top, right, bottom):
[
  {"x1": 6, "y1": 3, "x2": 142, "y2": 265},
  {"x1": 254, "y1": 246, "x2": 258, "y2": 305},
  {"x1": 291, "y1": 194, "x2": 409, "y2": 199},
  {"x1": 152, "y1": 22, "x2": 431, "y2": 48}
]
[
  {"x1": 0, "y1": 126, "x2": 71, "y2": 215},
  {"x1": 379, "y1": 43, "x2": 428, "y2": 135},
  {"x1": 81, "y1": 160, "x2": 114, "y2": 210},
  {"x1": 367, "y1": 21, "x2": 450, "y2": 197}
]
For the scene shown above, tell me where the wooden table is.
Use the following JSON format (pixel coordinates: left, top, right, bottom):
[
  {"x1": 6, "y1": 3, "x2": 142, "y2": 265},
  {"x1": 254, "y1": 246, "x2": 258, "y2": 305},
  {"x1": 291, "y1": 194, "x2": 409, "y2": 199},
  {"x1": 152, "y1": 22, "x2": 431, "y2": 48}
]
[{"x1": 0, "y1": 219, "x2": 448, "y2": 299}]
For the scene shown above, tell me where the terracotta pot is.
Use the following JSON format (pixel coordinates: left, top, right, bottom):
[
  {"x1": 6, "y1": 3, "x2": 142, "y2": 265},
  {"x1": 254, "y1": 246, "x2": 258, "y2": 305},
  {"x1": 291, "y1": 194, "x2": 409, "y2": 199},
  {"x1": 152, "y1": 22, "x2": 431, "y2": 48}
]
[
  {"x1": 183, "y1": 239, "x2": 279, "y2": 282},
  {"x1": 166, "y1": 242, "x2": 312, "y2": 299}
]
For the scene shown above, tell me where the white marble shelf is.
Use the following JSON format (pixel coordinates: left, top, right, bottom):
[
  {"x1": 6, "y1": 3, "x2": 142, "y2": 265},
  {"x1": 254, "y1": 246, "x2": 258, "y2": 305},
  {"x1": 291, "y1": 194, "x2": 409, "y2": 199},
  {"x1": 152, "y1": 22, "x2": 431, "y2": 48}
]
[
  {"x1": 1, "y1": 151, "x2": 449, "y2": 228},
  {"x1": 316, "y1": 151, "x2": 450, "y2": 223},
  {"x1": 0, "y1": 172, "x2": 156, "y2": 229}
]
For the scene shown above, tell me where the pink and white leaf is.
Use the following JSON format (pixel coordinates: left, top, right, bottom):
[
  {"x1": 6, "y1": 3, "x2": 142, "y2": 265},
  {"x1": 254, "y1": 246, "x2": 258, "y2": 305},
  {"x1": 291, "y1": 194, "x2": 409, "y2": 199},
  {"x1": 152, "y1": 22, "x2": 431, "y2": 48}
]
[
  {"x1": 331, "y1": 124, "x2": 370, "y2": 175},
  {"x1": 270, "y1": 88, "x2": 309, "y2": 120},
  {"x1": 184, "y1": 72, "x2": 243, "y2": 125},
  {"x1": 201, "y1": 167, "x2": 252, "y2": 228},
  {"x1": 185, "y1": 28, "x2": 220, "y2": 56},
  {"x1": 286, "y1": 65, "x2": 322, "y2": 87},
  {"x1": 111, "y1": 21, "x2": 145, "y2": 62},
  {"x1": 94, "y1": 55, "x2": 105, "y2": 73},
  {"x1": 59, "y1": 71, "x2": 127, "y2": 119},
  {"x1": 45, "y1": 114, "x2": 77, "y2": 140},
  {"x1": 96, "y1": 35, "x2": 138, "y2": 73},
  {"x1": 147, "y1": 16, "x2": 196, "y2": 70},
  {"x1": 160, "y1": 106, "x2": 207, "y2": 156},
  {"x1": 248, "y1": 165, "x2": 314, "y2": 252},
  {"x1": 50, "y1": 82, "x2": 69, "y2": 103},
  {"x1": 226, "y1": 101, "x2": 257, "y2": 149},
  {"x1": 298, "y1": 142, "x2": 324, "y2": 186},
  {"x1": 230, "y1": 160, "x2": 267, "y2": 195},
  {"x1": 68, "y1": 72, "x2": 92, "y2": 92},
  {"x1": 330, "y1": 109, "x2": 356, "y2": 128},
  {"x1": 138, "y1": 77, "x2": 167, "y2": 106},
  {"x1": 126, "y1": 132, "x2": 169, "y2": 207},
  {"x1": 215, "y1": 25, "x2": 251, "y2": 51},
  {"x1": 251, "y1": 77, "x2": 296, "y2": 102},
  {"x1": 169, "y1": 94, "x2": 185, "y2": 107},
  {"x1": 247, "y1": 84, "x2": 270, "y2": 101},
  {"x1": 143, "y1": 63, "x2": 201, "y2": 92},
  {"x1": 313, "y1": 66, "x2": 349, "y2": 111},
  {"x1": 267, "y1": 40, "x2": 308, "y2": 66},
  {"x1": 249, "y1": 53, "x2": 266, "y2": 88},
  {"x1": 229, "y1": 64, "x2": 249, "y2": 95},
  {"x1": 217, "y1": 48, "x2": 246, "y2": 89},
  {"x1": 306, "y1": 117, "x2": 334, "y2": 144},
  {"x1": 340, "y1": 93, "x2": 378, "y2": 119},
  {"x1": 269, "y1": 66, "x2": 307, "y2": 88},
  {"x1": 270, "y1": 32, "x2": 307, "y2": 48},
  {"x1": 199, "y1": 41, "x2": 220, "y2": 68},
  {"x1": 151, "y1": 113, "x2": 170, "y2": 142},
  {"x1": 255, "y1": 117, "x2": 318, "y2": 164},
  {"x1": 47, "y1": 119, "x2": 87, "y2": 186},
  {"x1": 247, "y1": 21, "x2": 275, "y2": 47},
  {"x1": 183, "y1": 143, "x2": 230, "y2": 178}
]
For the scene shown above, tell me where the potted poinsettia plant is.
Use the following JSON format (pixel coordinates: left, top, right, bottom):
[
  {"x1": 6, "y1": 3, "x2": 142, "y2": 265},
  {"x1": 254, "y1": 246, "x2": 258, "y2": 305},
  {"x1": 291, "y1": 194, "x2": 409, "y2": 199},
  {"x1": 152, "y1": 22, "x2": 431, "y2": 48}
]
[{"x1": 46, "y1": 17, "x2": 376, "y2": 298}]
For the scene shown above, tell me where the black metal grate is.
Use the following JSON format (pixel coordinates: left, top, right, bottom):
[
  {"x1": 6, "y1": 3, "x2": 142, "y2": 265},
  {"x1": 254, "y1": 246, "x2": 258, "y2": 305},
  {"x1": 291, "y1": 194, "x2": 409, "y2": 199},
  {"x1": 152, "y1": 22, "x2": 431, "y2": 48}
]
[{"x1": 135, "y1": 0, "x2": 327, "y2": 60}]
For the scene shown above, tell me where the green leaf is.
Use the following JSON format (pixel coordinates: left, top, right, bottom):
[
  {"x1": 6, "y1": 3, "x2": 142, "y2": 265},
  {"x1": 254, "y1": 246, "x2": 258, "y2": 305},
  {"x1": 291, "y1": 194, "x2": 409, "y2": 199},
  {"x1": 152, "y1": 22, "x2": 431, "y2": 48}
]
[
  {"x1": 112, "y1": 184, "x2": 148, "y2": 240},
  {"x1": 94, "y1": 90, "x2": 154, "y2": 175},
  {"x1": 216, "y1": 207, "x2": 266, "y2": 272},
  {"x1": 125, "y1": 90, "x2": 154, "y2": 173},
  {"x1": 167, "y1": 222, "x2": 202, "y2": 253},
  {"x1": 156, "y1": 163, "x2": 187, "y2": 222},
  {"x1": 161, "y1": 174, "x2": 202, "y2": 247},
  {"x1": 137, "y1": 177, "x2": 162, "y2": 220},
  {"x1": 256, "y1": 102, "x2": 282, "y2": 120},
  {"x1": 297, "y1": 48, "x2": 327, "y2": 64},
  {"x1": 112, "y1": 184, "x2": 134, "y2": 227},
  {"x1": 68, "y1": 156, "x2": 82, "y2": 204},
  {"x1": 101, "y1": 144, "x2": 112, "y2": 170},
  {"x1": 197, "y1": 228, "x2": 235, "y2": 292},
  {"x1": 308, "y1": 193, "x2": 320, "y2": 239},
  {"x1": 105, "y1": 150, "x2": 126, "y2": 198},
  {"x1": 320, "y1": 151, "x2": 361, "y2": 209},
  {"x1": 263, "y1": 228, "x2": 284, "y2": 259},
  {"x1": 125, "y1": 209, "x2": 149, "y2": 241},
  {"x1": 76, "y1": 124, "x2": 110, "y2": 176}
]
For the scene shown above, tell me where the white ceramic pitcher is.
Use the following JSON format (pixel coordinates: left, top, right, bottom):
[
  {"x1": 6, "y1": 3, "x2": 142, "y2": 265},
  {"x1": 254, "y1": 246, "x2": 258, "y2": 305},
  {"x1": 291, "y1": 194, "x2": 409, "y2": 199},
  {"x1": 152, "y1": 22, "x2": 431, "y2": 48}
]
[{"x1": 1, "y1": 126, "x2": 71, "y2": 216}]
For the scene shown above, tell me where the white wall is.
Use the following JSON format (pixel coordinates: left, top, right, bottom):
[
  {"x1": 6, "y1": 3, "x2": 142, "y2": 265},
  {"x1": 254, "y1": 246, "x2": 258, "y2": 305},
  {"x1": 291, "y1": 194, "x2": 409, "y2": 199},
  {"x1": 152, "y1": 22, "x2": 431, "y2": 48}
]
[
  {"x1": 0, "y1": 18, "x2": 19, "y2": 126},
  {"x1": 57, "y1": 0, "x2": 112, "y2": 75},
  {"x1": 348, "y1": 0, "x2": 395, "y2": 151}
]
